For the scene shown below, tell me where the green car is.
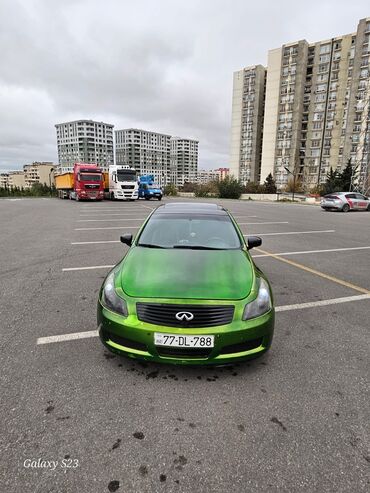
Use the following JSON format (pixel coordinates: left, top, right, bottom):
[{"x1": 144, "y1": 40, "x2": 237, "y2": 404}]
[{"x1": 97, "y1": 203, "x2": 274, "y2": 365}]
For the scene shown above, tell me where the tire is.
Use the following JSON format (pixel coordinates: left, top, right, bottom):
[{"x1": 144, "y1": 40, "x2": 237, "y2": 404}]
[
  {"x1": 367, "y1": 204, "x2": 370, "y2": 211},
  {"x1": 342, "y1": 204, "x2": 350, "y2": 212},
  {"x1": 145, "y1": 196, "x2": 150, "y2": 200},
  {"x1": 110, "y1": 192, "x2": 115, "y2": 201},
  {"x1": 158, "y1": 196, "x2": 162, "y2": 201}
]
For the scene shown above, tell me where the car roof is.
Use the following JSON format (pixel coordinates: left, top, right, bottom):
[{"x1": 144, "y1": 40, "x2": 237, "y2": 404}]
[{"x1": 154, "y1": 202, "x2": 228, "y2": 215}]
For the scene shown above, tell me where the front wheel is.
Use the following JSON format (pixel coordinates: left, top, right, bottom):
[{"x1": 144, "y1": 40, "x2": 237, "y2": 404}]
[
  {"x1": 367, "y1": 204, "x2": 370, "y2": 211},
  {"x1": 145, "y1": 196, "x2": 150, "y2": 200},
  {"x1": 342, "y1": 204, "x2": 350, "y2": 212},
  {"x1": 158, "y1": 196, "x2": 162, "y2": 201}
]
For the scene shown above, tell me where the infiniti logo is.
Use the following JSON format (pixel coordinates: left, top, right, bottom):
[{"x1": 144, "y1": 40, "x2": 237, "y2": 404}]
[{"x1": 175, "y1": 311, "x2": 194, "y2": 321}]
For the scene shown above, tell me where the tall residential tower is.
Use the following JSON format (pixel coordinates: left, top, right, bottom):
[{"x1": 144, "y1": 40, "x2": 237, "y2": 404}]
[
  {"x1": 230, "y1": 65, "x2": 266, "y2": 184},
  {"x1": 55, "y1": 120, "x2": 114, "y2": 171},
  {"x1": 231, "y1": 18, "x2": 370, "y2": 192}
]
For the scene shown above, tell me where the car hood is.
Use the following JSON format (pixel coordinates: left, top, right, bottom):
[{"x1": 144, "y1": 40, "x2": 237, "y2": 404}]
[{"x1": 119, "y1": 247, "x2": 254, "y2": 300}]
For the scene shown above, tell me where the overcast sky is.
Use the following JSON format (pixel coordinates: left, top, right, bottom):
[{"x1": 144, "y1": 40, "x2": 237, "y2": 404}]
[{"x1": 0, "y1": 0, "x2": 369, "y2": 172}]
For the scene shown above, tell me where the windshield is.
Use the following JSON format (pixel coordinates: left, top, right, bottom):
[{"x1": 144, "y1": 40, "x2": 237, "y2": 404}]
[
  {"x1": 148, "y1": 183, "x2": 160, "y2": 189},
  {"x1": 137, "y1": 214, "x2": 242, "y2": 250},
  {"x1": 80, "y1": 173, "x2": 102, "y2": 182},
  {"x1": 117, "y1": 170, "x2": 137, "y2": 182}
]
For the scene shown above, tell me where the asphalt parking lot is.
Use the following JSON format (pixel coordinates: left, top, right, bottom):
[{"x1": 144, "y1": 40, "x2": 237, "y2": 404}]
[{"x1": 1, "y1": 196, "x2": 369, "y2": 492}]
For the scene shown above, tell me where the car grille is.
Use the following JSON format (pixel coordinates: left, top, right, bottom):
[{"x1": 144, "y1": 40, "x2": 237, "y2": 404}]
[
  {"x1": 156, "y1": 347, "x2": 212, "y2": 358},
  {"x1": 85, "y1": 184, "x2": 100, "y2": 189},
  {"x1": 121, "y1": 185, "x2": 135, "y2": 190},
  {"x1": 136, "y1": 303, "x2": 234, "y2": 328}
]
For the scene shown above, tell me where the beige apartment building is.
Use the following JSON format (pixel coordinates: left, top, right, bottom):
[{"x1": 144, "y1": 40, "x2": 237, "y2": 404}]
[
  {"x1": 8, "y1": 171, "x2": 26, "y2": 189},
  {"x1": 197, "y1": 168, "x2": 230, "y2": 184},
  {"x1": 0, "y1": 173, "x2": 9, "y2": 188},
  {"x1": 230, "y1": 65, "x2": 266, "y2": 184},
  {"x1": 231, "y1": 18, "x2": 370, "y2": 192},
  {"x1": 24, "y1": 162, "x2": 55, "y2": 188}
]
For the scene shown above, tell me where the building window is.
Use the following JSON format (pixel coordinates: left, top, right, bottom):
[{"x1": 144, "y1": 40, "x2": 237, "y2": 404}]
[{"x1": 320, "y1": 44, "x2": 331, "y2": 54}]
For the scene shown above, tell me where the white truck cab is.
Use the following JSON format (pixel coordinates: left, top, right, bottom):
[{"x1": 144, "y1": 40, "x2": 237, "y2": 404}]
[{"x1": 109, "y1": 165, "x2": 138, "y2": 200}]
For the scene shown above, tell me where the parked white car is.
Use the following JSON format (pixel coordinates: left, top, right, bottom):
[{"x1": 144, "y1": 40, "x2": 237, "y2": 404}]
[{"x1": 321, "y1": 192, "x2": 370, "y2": 212}]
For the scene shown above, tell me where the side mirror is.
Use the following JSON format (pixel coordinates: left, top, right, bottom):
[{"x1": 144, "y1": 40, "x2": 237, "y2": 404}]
[
  {"x1": 120, "y1": 234, "x2": 133, "y2": 246},
  {"x1": 247, "y1": 236, "x2": 262, "y2": 250}
]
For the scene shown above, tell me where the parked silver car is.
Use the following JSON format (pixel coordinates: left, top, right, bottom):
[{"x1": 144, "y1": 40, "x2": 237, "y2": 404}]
[{"x1": 321, "y1": 192, "x2": 370, "y2": 212}]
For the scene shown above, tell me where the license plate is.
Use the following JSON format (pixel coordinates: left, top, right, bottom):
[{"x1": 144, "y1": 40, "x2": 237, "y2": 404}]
[{"x1": 154, "y1": 333, "x2": 214, "y2": 348}]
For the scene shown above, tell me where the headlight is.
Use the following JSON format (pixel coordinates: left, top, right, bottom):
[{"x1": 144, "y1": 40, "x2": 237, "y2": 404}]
[
  {"x1": 242, "y1": 278, "x2": 272, "y2": 320},
  {"x1": 101, "y1": 271, "x2": 128, "y2": 316}
]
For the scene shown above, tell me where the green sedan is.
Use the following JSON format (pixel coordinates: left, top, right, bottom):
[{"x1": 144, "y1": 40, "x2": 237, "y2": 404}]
[{"x1": 97, "y1": 202, "x2": 274, "y2": 365}]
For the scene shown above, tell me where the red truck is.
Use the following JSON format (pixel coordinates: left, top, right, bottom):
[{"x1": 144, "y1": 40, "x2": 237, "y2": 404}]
[{"x1": 55, "y1": 163, "x2": 104, "y2": 201}]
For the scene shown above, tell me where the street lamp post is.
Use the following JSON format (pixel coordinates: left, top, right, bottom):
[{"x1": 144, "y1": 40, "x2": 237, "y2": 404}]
[{"x1": 284, "y1": 166, "x2": 296, "y2": 202}]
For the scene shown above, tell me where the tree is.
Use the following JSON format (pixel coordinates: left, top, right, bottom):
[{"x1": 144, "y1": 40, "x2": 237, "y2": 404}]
[
  {"x1": 263, "y1": 173, "x2": 277, "y2": 193},
  {"x1": 338, "y1": 159, "x2": 355, "y2": 192},
  {"x1": 217, "y1": 176, "x2": 244, "y2": 199},
  {"x1": 323, "y1": 167, "x2": 341, "y2": 195}
]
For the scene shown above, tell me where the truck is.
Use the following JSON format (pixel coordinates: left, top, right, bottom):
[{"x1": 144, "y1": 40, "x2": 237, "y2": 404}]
[
  {"x1": 55, "y1": 163, "x2": 104, "y2": 201},
  {"x1": 107, "y1": 165, "x2": 138, "y2": 200},
  {"x1": 138, "y1": 175, "x2": 163, "y2": 201}
]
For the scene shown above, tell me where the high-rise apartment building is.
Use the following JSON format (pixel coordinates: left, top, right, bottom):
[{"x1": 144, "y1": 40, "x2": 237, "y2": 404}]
[
  {"x1": 170, "y1": 137, "x2": 199, "y2": 186},
  {"x1": 115, "y1": 129, "x2": 199, "y2": 187},
  {"x1": 115, "y1": 129, "x2": 171, "y2": 186},
  {"x1": 55, "y1": 120, "x2": 114, "y2": 171},
  {"x1": 230, "y1": 65, "x2": 266, "y2": 184},
  {"x1": 231, "y1": 18, "x2": 370, "y2": 192}
]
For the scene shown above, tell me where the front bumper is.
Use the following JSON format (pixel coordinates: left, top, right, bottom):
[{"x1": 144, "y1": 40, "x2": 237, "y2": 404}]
[{"x1": 97, "y1": 300, "x2": 274, "y2": 365}]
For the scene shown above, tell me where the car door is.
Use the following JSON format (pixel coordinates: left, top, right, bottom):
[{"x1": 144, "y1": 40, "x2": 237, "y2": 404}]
[
  {"x1": 344, "y1": 193, "x2": 356, "y2": 210},
  {"x1": 354, "y1": 193, "x2": 369, "y2": 210}
]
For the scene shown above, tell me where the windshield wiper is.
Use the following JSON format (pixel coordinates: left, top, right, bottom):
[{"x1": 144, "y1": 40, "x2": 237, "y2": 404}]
[
  {"x1": 137, "y1": 243, "x2": 169, "y2": 249},
  {"x1": 173, "y1": 245, "x2": 225, "y2": 250}
]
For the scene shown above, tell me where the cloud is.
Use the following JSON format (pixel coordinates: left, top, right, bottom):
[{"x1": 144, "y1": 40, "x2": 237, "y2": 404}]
[{"x1": 0, "y1": 0, "x2": 369, "y2": 171}]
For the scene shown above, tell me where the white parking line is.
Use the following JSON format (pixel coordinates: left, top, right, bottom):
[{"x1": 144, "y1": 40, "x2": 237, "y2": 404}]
[
  {"x1": 275, "y1": 295, "x2": 370, "y2": 312},
  {"x1": 253, "y1": 245, "x2": 370, "y2": 258},
  {"x1": 75, "y1": 226, "x2": 139, "y2": 231},
  {"x1": 36, "y1": 294, "x2": 370, "y2": 345},
  {"x1": 71, "y1": 241, "x2": 121, "y2": 245},
  {"x1": 79, "y1": 213, "x2": 147, "y2": 216},
  {"x1": 77, "y1": 218, "x2": 147, "y2": 222},
  {"x1": 243, "y1": 229, "x2": 335, "y2": 237},
  {"x1": 238, "y1": 221, "x2": 289, "y2": 226},
  {"x1": 37, "y1": 330, "x2": 98, "y2": 345},
  {"x1": 62, "y1": 265, "x2": 114, "y2": 272}
]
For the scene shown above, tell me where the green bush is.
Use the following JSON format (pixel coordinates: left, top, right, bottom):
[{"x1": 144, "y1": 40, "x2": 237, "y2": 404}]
[
  {"x1": 194, "y1": 182, "x2": 218, "y2": 198},
  {"x1": 181, "y1": 182, "x2": 198, "y2": 192},
  {"x1": 164, "y1": 184, "x2": 178, "y2": 196},
  {"x1": 217, "y1": 176, "x2": 244, "y2": 199},
  {"x1": 0, "y1": 184, "x2": 56, "y2": 197},
  {"x1": 244, "y1": 182, "x2": 265, "y2": 193}
]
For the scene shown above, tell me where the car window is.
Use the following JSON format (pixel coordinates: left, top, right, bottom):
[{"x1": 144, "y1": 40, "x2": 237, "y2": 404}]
[
  {"x1": 137, "y1": 214, "x2": 242, "y2": 249},
  {"x1": 345, "y1": 193, "x2": 356, "y2": 199},
  {"x1": 355, "y1": 193, "x2": 366, "y2": 200}
]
